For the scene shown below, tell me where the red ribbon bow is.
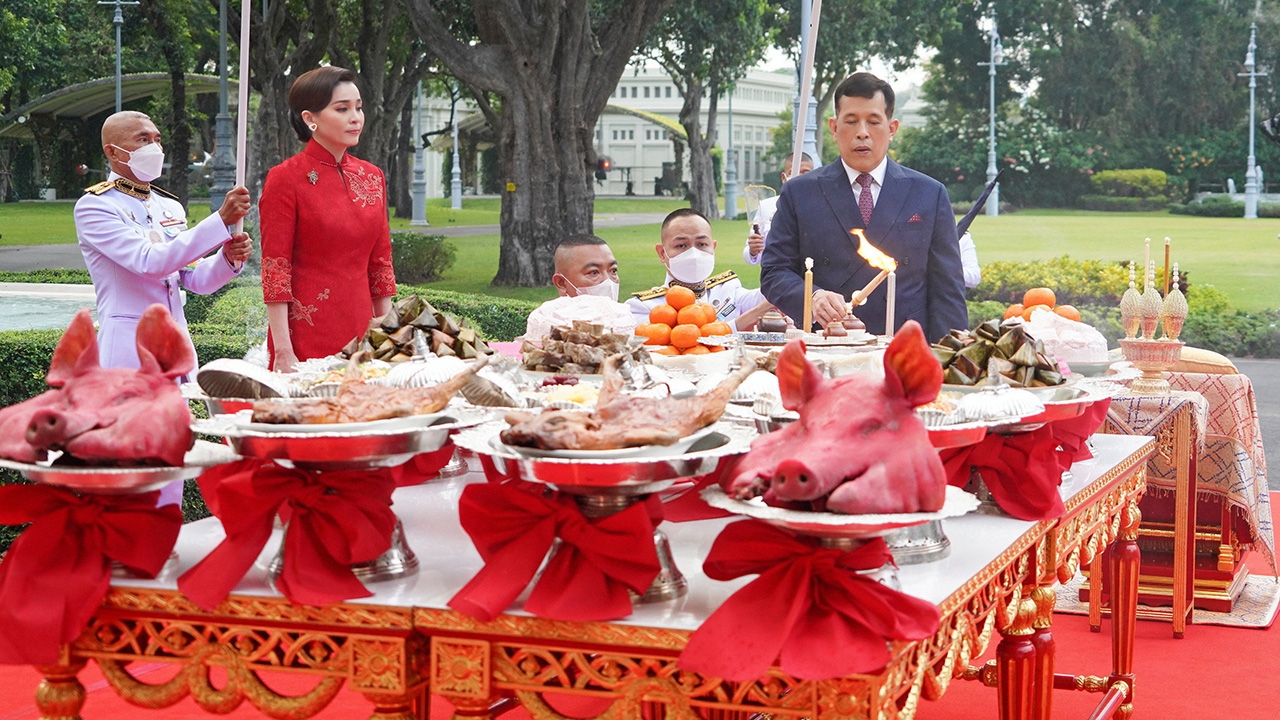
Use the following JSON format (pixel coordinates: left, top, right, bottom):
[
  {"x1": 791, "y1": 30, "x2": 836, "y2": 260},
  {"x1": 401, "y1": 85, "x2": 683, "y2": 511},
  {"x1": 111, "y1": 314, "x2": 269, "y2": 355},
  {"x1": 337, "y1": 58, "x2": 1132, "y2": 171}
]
[
  {"x1": 939, "y1": 426, "x2": 1065, "y2": 520},
  {"x1": 1048, "y1": 398, "x2": 1112, "y2": 471},
  {"x1": 679, "y1": 520, "x2": 940, "y2": 681},
  {"x1": 388, "y1": 442, "x2": 457, "y2": 487},
  {"x1": 177, "y1": 459, "x2": 397, "y2": 610},
  {"x1": 448, "y1": 482, "x2": 662, "y2": 622},
  {"x1": 0, "y1": 485, "x2": 181, "y2": 665}
]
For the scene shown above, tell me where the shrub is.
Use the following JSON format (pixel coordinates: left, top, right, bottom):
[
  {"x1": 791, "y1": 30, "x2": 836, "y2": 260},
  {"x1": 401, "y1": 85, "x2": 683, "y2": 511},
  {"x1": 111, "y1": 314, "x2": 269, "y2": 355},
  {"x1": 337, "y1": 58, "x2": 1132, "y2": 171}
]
[
  {"x1": 1168, "y1": 195, "x2": 1244, "y2": 217},
  {"x1": 391, "y1": 232, "x2": 457, "y2": 284},
  {"x1": 1258, "y1": 202, "x2": 1280, "y2": 218},
  {"x1": 1078, "y1": 195, "x2": 1170, "y2": 212},
  {"x1": 0, "y1": 269, "x2": 92, "y2": 284},
  {"x1": 1090, "y1": 169, "x2": 1169, "y2": 198},
  {"x1": 968, "y1": 256, "x2": 1130, "y2": 307},
  {"x1": 952, "y1": 200, "x2": 1015, "y2": 215},
  {"x1": 397, "y1": 286, "x2": 538, "y2": 341}
]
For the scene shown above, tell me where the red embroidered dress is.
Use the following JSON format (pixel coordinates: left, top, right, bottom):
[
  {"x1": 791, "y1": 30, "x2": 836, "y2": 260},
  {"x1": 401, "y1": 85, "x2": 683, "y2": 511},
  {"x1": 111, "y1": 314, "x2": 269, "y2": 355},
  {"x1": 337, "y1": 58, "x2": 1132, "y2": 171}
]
[{"x1": 260, "y1": 140, "x2": 397, "y2": 366}]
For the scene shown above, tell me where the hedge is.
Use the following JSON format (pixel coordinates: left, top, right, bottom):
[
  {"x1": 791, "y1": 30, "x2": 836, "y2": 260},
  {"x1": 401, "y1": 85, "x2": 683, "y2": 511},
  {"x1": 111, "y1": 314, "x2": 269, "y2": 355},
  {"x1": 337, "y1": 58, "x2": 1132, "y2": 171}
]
[
  {"x1": 1089, "y1": 169, "x2": 1169, "y2": 198},
  {"x1": 1078, "y1": 195, "x2": 1171, "y2": 212},
  {"x1": 398, "y1": 286, "x2": 539, "y2": 342},
  {"x1": 967, "y1": 255, "x2": 1130, "y2": 307}
]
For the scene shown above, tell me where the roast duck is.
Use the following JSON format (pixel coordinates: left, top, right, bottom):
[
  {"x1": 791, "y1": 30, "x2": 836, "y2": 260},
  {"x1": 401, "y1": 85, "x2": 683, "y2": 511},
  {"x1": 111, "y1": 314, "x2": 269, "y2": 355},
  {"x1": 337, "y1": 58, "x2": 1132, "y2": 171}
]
[
  {"x1": 727, "y1": 321, "x2": 947, "y2": 515},
  {"x1": 0, "y1": 305, "x2": 195, "y2": 467},
  {"x1": 249, "y1": 354, "x2": 488, "y2": 424},
  {"x1": 501, "y1": 354, "x2": 763, "y2": 450}
]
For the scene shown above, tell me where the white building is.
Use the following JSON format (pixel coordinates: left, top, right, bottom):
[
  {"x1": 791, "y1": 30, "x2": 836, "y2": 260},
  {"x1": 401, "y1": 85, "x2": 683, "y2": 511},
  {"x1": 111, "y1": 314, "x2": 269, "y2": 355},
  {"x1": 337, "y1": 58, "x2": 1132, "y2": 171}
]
[
  {"x1": 413, "y1": 62, "x2": 797, "y2": 198},
  {"x1": 595, "y1": 62, "x2": 796, "y2": 196}
]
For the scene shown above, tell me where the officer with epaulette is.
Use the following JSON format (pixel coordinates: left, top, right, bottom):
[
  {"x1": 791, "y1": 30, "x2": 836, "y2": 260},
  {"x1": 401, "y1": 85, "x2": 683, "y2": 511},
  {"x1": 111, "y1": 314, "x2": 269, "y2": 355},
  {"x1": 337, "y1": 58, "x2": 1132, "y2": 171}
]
[
  {"x1": 75, "y1": 110, "x2": 252, "y2": 375},
  {"x1": 625, "y1": 208, "x2": 776, "y2": 331}
]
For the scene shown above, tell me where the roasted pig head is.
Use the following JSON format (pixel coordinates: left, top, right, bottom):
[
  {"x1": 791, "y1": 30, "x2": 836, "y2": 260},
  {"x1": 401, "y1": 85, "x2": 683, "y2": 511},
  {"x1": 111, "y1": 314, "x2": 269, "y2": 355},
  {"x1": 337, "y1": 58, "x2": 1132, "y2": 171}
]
[
  {"x1": 728, "y1": 320, "x2": 946, "y2": 514},
  {"x1": 0, "y1": 305, "x2": 194, "y2": 466}
]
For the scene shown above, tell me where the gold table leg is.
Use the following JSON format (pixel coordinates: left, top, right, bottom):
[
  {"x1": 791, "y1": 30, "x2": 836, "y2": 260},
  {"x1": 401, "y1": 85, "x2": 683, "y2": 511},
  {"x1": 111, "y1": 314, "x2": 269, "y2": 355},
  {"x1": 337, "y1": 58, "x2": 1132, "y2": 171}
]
[{"x1": 35, "y1": 658, "x2": 88, "y2": 720}]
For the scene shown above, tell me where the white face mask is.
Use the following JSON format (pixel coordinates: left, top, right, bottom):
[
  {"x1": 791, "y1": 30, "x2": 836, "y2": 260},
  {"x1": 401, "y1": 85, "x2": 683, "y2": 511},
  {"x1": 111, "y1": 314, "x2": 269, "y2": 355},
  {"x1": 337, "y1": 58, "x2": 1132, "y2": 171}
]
[
  {"x1": 559, "y1": 274, "x2": 620, "y2": 302},
  {"x1": 666, "y1": 247, "x2": 716, "y2": 284},
  {"x1": 112, "y1": 142, "x2": 165, "y2": 183}
]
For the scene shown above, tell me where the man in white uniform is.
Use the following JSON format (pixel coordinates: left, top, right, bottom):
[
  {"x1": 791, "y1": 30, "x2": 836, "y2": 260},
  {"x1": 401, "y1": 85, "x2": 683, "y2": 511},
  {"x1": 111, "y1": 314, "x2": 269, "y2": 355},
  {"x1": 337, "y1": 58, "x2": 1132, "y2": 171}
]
[
  {"x1": 628, "y1": 208, "x2": 773, "y2": 331},
  {"x1": 743, "y1": 152, "x2": 814, "y2": 265},
  {"x1": 75, "y1": 111, "x2": 252, "y2": 372}
]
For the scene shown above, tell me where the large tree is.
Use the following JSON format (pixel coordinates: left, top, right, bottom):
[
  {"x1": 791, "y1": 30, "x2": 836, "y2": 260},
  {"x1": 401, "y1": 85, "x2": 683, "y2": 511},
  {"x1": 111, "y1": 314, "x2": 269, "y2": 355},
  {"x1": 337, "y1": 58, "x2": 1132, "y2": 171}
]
[
  {"x1": 405, "y1": 0, "x2": 674, "y2": 287},
  {"x1": 644, "y1": 0, "x2": 777, "y2": 219}
]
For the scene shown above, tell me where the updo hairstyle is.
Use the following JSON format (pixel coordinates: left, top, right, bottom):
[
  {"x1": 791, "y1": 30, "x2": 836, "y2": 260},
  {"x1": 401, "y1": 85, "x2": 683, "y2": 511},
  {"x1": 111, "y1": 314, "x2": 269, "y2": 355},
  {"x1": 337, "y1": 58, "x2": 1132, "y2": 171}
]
[{"x1": 287, "y1": 66, "x2": 359, "y2": 143}]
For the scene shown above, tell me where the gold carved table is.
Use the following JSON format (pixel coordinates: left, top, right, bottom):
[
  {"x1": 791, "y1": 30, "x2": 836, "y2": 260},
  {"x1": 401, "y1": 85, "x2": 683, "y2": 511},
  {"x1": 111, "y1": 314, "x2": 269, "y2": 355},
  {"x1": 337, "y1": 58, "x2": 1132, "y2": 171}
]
[{"x1": 34, "y1": 435, "x2": 1153, "y2": 720}]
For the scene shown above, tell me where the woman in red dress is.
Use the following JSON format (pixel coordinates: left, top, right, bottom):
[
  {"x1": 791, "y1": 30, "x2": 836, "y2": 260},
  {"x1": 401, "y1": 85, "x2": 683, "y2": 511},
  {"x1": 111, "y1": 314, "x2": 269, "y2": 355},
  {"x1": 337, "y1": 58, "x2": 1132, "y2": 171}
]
[{"x1": 259, "y1": 66, "x2": 397, "y2": 372}]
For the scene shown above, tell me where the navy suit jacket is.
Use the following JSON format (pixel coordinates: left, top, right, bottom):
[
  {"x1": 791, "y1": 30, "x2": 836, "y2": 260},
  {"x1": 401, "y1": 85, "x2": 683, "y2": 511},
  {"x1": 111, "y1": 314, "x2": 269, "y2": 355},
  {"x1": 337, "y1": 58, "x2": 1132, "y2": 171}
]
[{"x1": 760, "y1": 158, "x2": 969, "y2": 342}]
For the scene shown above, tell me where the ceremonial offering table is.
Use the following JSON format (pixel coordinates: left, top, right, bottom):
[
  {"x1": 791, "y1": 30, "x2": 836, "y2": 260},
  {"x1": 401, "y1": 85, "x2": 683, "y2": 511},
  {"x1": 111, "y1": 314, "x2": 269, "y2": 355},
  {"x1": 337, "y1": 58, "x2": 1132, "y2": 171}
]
[
  {"x1": 34, "y1": 436, "x2": 1153, "y2": 720},
  {"x1": 1104, "y1": 373, "x2": 1275, "y2": 618}
]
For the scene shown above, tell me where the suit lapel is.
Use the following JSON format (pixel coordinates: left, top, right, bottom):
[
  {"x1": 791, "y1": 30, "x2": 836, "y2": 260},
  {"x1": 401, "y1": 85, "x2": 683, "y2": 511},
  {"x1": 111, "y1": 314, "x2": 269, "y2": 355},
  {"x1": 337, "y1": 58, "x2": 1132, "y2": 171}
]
[
  {"x1": 868, "y1": 159, "x2": 908, "y2": 239},
  {"x1": 818, "y1": 161, "x2": 862, "y2": 239}
]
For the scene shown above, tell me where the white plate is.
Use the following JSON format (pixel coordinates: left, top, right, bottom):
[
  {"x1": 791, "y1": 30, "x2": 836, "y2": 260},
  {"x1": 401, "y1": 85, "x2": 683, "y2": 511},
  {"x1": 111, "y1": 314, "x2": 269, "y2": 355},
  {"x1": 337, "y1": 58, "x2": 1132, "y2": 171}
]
[
  {"x1": 496, "y1": 425, "x2": 717, "y2": 460},
  {"x1": 231, "y1": 410, "x2": 448, "y2": 435},
  {"x1": 702, "y1": 485, "x2": 980, "y2": 538},
  {"x1": 1066, "y1": 360, "x2": 1112, "y2": 377}
]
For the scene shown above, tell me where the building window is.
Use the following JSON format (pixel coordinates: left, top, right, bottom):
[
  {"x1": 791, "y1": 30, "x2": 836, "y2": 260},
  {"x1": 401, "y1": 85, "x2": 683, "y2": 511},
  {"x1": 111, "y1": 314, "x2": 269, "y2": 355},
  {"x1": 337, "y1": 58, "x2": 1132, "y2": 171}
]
[
  {"x1": 665, "y1": 86, "x2": 672, "y2": 98},
  {"x1": 631, "y1": 87, "x2": 638, "y2": 98},
  {"x1": 644, "y1": 86, "x2": 650, "y2": 98},
  {"x1": 629, "y1": 130, "x2": 635, "y2": 140},
  {"x1": 612, "y1": 130, "x2": 618, "y2": 140}
]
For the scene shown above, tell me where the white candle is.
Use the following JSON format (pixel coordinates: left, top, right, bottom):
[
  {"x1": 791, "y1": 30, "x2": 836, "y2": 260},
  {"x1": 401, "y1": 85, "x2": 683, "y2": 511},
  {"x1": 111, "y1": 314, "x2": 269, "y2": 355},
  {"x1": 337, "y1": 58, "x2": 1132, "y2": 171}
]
[
  {"x1": 885, "y1": 271, "x2": 896, "y2": 336},
  {"x1": 234, "y1": 0, "x2": 251, "y2": 234},
  {"x1": 1143, "y1": 238, "x2": 1151, "y2": 290}
]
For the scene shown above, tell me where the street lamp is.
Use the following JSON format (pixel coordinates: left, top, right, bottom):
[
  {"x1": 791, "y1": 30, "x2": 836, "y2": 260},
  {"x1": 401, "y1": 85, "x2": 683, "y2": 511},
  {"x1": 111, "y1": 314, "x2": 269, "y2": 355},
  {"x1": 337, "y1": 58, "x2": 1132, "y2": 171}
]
[
  {"x1": 209, "y1": 0, "x2": 236, "y2": 213},
  {"x1": 96, "y1": 0, "x2": 140, "y2": 114},
  {"x1": 450, "y1": 85, "x2": 463, "y2": 210},
  {"x1": 410, "y1": 81, "x2": 429, "y2": 226},
  {"x1": 977, "y1": 14, "x2": 1006, "y2": 217},
  {"x1": 724, "y1": 90, "x2": 738, "y2": 220},
  {"x1": 1239, "y1": 22, "x2": 1267, "y2": 220}
]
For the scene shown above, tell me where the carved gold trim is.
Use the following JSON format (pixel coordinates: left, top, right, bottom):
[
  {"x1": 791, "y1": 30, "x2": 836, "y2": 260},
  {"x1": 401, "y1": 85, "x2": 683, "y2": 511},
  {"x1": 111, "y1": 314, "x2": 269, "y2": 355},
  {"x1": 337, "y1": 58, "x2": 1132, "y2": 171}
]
[
  {"x1": 413, "y1": 607, "x2": 692, "y2": 650},
  {"x1": 431, "y1": 637, "x2": 490, "y2": 698},
  {"x1": 99, "y1": 588, "x2": 413, "y2": 630}
]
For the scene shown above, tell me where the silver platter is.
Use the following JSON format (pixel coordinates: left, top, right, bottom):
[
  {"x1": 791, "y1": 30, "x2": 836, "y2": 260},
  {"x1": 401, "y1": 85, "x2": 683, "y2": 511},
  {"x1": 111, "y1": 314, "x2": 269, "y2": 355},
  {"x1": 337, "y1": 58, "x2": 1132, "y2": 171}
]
[
  {"x1": 700, "y1": 485, "x2": 979, "y2": 539},
  {"x1": 0, "y1": 440, "x2": 239, "y2": 494},
  {"x1": 193, "y1": 406, "x2": 493, "y2": 470},
  {"x1": 453, "y1": 421, "x2": 755, "y2": 493}
]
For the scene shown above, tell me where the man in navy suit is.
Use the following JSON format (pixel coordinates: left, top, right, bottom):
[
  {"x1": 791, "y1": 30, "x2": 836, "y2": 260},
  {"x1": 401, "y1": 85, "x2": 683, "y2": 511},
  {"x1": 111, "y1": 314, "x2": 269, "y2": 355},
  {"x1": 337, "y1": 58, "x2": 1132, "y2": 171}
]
[{"x1": 761, "y1": 72, "x2": 967, "y2": 342}]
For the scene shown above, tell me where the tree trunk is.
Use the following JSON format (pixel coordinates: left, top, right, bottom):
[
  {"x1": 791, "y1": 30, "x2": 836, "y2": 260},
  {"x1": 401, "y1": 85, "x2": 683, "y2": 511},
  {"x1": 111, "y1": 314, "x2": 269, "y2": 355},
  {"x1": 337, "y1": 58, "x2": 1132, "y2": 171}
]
[
  {"x1": 407, "y1": 0, "x2": 674, "y2": 287},
  {"x1": 392, "y1": 101, "x2": 413, "y2": 218},
  {"x1": 679, "y1": 80, "x2": 718, "y2": 219}
]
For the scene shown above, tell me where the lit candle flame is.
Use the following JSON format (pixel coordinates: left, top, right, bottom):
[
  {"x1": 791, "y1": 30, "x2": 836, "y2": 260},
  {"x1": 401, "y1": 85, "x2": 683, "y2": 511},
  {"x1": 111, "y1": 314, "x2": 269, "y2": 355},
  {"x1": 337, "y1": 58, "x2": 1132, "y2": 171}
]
[{"x1": 851, "y1": 229, "x2": 897, "y2": 272}]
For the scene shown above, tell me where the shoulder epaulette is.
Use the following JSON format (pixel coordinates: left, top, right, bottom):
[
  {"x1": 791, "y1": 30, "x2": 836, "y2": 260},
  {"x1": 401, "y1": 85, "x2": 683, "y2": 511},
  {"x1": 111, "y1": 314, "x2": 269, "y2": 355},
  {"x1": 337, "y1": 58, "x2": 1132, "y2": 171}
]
[
  {"x1": 150, "y1": 185, "x2": 178, "y2": 200},
  {"x1": 84, "y1": 181, "x2": 114, "y2": 195},
  {"x1": 633, "y1": 286, "x2": 668, "y2": 301},
  {"x1": 705, "y1": 270, "x2": 738, "y2": 289}
]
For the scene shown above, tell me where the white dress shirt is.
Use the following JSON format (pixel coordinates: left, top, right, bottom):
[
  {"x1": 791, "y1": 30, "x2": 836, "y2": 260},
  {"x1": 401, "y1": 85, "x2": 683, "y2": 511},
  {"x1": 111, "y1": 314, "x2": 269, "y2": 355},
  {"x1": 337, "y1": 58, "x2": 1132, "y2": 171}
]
[{"x1": 841, "y1": 156, "x2": 888, "y2": 208}]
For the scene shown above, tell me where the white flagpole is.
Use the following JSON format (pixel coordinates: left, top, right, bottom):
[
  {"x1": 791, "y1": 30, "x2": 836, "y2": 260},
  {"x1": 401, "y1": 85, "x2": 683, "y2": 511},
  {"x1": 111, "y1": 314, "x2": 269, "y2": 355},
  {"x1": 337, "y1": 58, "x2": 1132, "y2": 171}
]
[
  {"x1": 233, "y1": 0, "x2": 251, "y2": 233},
  {"x1": 791, "y1": 0, "x2": 822, "y2": 178}
]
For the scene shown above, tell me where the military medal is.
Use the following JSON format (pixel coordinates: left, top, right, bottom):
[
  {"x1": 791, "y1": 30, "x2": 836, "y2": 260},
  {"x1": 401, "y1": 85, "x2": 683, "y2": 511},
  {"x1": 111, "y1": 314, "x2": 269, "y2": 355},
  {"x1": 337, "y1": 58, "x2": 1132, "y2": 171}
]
[{"x1": 308, "y1": 169, "x2": 319, "y2": 185}]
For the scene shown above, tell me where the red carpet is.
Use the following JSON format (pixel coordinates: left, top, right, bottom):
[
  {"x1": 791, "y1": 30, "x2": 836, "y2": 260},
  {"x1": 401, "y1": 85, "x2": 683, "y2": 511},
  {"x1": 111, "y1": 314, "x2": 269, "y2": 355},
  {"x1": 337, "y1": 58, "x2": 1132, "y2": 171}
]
[{"x1": 4, "y1": 497, "x2": 1280, "y2": 719}]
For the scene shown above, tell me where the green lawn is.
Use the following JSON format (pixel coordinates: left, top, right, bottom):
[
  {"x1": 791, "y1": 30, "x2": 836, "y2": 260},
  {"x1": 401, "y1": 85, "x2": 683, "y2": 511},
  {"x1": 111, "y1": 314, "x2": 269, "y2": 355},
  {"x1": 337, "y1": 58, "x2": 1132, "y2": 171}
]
[{"x1": 4, "y1": 200, "x2": 1279, "y2": 310}]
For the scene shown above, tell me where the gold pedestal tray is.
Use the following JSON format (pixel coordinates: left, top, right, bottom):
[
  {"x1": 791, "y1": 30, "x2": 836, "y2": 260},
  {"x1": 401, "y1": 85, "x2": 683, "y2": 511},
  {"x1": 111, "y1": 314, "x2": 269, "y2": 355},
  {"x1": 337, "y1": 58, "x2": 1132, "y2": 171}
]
[{"x1": 1120, "y1": 338, "x2": 1183, "y2": 395}]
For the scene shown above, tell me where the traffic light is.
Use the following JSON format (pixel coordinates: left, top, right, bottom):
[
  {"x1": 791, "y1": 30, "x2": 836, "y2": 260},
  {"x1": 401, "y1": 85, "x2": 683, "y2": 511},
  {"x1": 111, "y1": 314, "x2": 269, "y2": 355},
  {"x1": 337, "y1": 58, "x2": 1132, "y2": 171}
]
[{"x1": 595, "y1": 156, "x2": 612, "y2": 182}]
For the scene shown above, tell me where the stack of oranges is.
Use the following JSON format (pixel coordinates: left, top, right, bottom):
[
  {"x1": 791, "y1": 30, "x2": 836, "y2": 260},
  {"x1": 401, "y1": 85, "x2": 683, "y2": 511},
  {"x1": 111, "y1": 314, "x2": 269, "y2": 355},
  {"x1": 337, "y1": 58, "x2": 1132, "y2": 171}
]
[
  {"x1": 634, "y1": 285, "x2": 733, "y2": 356},
  {"x1": 1003, "y1": 287, "x2": 1082, "y2": 322}
]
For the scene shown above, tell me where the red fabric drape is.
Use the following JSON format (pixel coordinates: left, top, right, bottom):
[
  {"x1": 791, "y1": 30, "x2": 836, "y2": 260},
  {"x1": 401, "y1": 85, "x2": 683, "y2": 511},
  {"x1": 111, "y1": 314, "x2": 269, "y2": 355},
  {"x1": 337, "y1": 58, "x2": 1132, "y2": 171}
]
[
  {"x1": 448, "y1": 482, "x2": 662, "y2": 622},
  {"x1": 0, "y1": 486, "x2": 181, "y2": 664},
  {"x1": 679, "y1": 520, "x2": 939, "y2": 681},
  {"x1": 178, "y1": 459, "x2": 397, "y2": 609}
]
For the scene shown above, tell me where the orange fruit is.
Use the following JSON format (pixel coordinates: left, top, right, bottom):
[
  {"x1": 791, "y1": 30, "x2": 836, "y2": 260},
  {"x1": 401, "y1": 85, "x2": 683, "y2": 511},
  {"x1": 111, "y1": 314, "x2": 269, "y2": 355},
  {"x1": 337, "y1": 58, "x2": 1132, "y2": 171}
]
[
  {"x1": 693, "y1": 302, "x2": 718, "y2": 326},
  {"x1": 1054, "y1": 304, "x2": 1082, "y2": 322},
  {"x1": 666, "y1": 286, "x2": 697, "y2": 310},
  {"x1": 1022, "y1": 304, "x2": 1052, "y2": 321},
  {"x1": 700, "y1": 320, "x2": 733, "y2": 336},
  {"x1": 1022, "y1": 287, "x2": 1056, "y2": 309},
  {"x1": 682, "y1": 345, "x2": 711, "y2": 355},
  {"x1": 653, "y1": 345, "x2": 681, "y2": 356},
  {"x1": 636, "y1": 322, "x2": 671, "y2": 346},
  {"x1": 1003, "y1": 303, "x2": 1024, "y2": 320},
  {"x1": 649, "y1": 303, "x2": 678, "y2": 327},
  {"x1": 676, "y1": 304, "x2": 705, "y2": 326},
  {"x1": 707, "y1": 345, "x2": 726, "y2": 352},
  {"x1": 669, "y1": 323, "x2": 702, "y2": 349}
]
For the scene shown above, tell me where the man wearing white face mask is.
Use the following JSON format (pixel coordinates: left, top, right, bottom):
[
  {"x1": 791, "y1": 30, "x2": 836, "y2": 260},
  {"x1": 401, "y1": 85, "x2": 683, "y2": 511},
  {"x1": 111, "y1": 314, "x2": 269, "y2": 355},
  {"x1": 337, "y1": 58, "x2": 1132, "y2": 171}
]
[
  {"x1": 626, "y1": 208, "x2": 774, "y2": 331},
  {"x1": 75, "y1": 110, "x2": 253, "y2": 375},
  {"x1": 524, "y1": 235, "x2": 635, "y2": 341}
]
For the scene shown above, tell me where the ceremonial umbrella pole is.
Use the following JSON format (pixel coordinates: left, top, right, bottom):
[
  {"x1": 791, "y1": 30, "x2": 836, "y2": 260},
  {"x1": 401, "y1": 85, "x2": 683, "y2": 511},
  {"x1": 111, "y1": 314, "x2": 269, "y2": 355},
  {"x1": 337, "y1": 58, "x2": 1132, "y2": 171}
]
[
  {"x1": 234, "y1": 0, "x2": 251, "y2": 234},
  {"x1": 790, "y1": 0, "x2": 822, "y2": 179}
]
